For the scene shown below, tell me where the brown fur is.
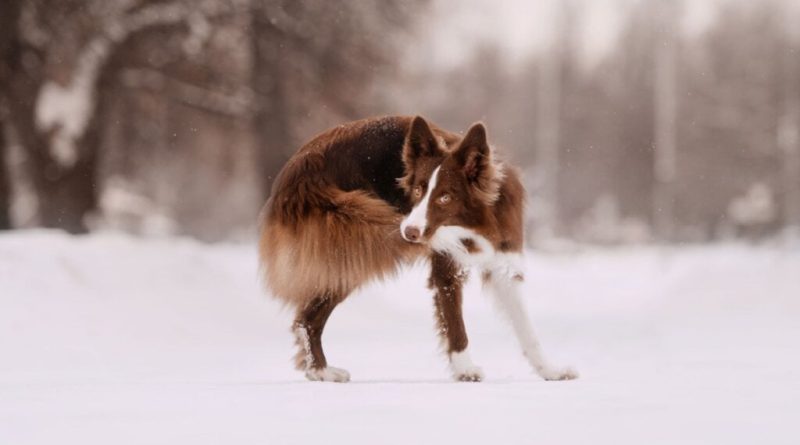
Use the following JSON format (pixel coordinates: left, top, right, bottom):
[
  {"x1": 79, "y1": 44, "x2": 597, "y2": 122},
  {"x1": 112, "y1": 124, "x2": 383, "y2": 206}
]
[
  {"x1": 261, "y1": 194, "x2": 417, "y2": 304},
  {"x1": 260, "y1": 116, "x2": 528, "y2": 380},
  {"x1": 429, "y1": 253, "x2": 469, "y2": 353},
  {"x1": 399, "y1": 121, "x2": 526, "y2": 380},
  {"x1": 460, "y1": 238, "x2": 481, "y2": 254},
  {"x1": 260, "y1": 116, "x2": 458, "y2": 307},
  {"x1": 292, "y1": 295, "x2": 339, "y2": 370},
  {"x1": 405, "y1": 122, "x2": 526, "y2": 254},
  {"x1": 260, "y1": 116, "x2": 464, "y2": 374}
]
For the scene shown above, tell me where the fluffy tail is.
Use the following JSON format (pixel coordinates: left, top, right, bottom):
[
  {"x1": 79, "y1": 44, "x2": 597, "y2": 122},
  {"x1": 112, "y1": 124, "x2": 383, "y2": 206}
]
[{"x1": 259, "y1": 154, "x2": 420, "y2": 305}]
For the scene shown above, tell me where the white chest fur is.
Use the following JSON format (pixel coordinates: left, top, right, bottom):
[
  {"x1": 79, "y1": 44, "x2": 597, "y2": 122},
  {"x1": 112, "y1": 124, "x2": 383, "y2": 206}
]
[{"x1": 429, "y1": 226, "x2": 524, "y2": 279}]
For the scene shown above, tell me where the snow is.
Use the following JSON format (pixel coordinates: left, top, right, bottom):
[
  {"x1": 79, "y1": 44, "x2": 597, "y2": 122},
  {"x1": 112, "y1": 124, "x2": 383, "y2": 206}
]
[
  {"x1": 35, "y1": 79, "x2": 96, "y2": 167},
  {"x1": 1, "y1": 231, "x2": 799, "y2": 444}
]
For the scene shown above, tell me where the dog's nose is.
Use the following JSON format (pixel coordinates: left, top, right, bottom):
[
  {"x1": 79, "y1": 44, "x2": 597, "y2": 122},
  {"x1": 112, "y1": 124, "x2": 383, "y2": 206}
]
[{"x1": 403, "y1": 226, "x2": 421, "y2": 242}]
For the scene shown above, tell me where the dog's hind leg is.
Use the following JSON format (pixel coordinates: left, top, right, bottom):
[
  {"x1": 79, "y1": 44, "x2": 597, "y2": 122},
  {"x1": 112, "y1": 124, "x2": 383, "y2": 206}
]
[
  {"x1": 429, "y1": 253, "x2": 483, "y2": 382},
  {"x1": 482, "y1": 269, "x2": 578, "y2": 381},
  {"x1": 293, "y1": 294, "x2": 350, "y2": 382}
]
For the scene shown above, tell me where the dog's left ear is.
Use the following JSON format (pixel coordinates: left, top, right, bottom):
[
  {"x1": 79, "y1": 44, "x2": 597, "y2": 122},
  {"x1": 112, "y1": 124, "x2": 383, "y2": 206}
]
[
  {"x1": 454, "y1": 122, "x2": 491, "y2": 183},
  {"x1": 454, "y1": 122, "x2": 502, "y2": 204}
]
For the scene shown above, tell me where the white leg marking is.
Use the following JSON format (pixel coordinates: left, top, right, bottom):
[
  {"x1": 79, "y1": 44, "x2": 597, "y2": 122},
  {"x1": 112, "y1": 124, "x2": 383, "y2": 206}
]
[
  {"x1": 295, "y1": 325, "x2": 351, "y2": 383},
  {"x1": 305, "y1": 367, "x2": 351, "y2": 383},
  {"x1": 429, "y1": 226, "x2": 576, "y2": 381},
  {"x1": 484, "y1": 271, "x2": 578, "y2": 381},
  {"x1": 400, "y1": 166, "x2": 441, "y2": 241},
  {"x1": 293, "y1": 324, "x2": 313, "y2": 368},
  {"x1": 449, "y1": 349, "x2": 484, "y2": 382}
]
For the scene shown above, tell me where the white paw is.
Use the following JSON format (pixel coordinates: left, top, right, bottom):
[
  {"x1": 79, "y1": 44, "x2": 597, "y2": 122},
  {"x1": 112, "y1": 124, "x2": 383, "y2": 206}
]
[
  {"x1": 305, "y1": 366, "x2": 351, "y2": 383},
  {"x1": 449, "y1": 349, "x2": 484, "y2": 382},
  {"x1": 538, "y1": 365, "x2": 579, "y2": 381},
  {"x1": 453, "y1": 366, "x2": 484, "y2": 382}
]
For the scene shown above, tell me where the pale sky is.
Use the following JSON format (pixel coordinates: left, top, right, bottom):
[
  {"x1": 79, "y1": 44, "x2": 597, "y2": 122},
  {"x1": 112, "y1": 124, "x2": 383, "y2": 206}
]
[{"x1": 412, "y1": 0, "x2": 723, "y2": 71}]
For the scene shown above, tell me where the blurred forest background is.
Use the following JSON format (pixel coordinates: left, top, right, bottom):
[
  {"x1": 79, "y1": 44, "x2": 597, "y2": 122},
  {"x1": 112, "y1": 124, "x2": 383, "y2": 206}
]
[{"x1": 1, "y1": 0, "x2": 799, "y2": 244}]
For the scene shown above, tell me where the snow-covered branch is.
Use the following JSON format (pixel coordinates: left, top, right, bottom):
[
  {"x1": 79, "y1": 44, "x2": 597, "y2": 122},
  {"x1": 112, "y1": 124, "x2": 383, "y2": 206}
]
[
  {"x1": 18, "y1": 2, "x2": 50, "y2": 48},
  {"x1": 119, "y1": 68, "x2": 256, "y2": 118},
  {"x1": 34, "y1": 0, "x2": 237, "y2": 167}
]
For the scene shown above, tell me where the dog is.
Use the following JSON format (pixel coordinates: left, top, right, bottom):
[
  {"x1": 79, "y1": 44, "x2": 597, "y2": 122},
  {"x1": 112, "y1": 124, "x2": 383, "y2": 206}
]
[{"x1": 259, "y1": 115, "x2": 577, "y2": 383}]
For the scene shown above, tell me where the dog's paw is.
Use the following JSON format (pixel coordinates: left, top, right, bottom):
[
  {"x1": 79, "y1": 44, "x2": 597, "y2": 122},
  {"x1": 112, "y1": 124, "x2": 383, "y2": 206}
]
[
  {"x1": 449, "y1": 350, "x2": 484, "y2": 382},
  {"x1": 453, "y1": 366, "x2": 484, "y2": 382},
  {"x1": 305, "y1": 366, "x2": 351, "y2": 383},
  {"x1": 538, "y1": 365, "x2": 579, "y2": 381}
]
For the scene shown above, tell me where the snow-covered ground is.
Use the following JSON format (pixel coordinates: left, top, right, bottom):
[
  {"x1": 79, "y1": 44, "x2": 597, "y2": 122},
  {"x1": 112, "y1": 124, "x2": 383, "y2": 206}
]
[{"x1": 1, "y1": 231, "x2": 799, "y2": 444}]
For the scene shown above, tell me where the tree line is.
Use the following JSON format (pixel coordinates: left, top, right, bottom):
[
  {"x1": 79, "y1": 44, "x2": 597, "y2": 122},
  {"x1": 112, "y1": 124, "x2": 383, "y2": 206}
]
[
  {"x1": 401, "y1": 0, "x2": 800, "y2": 243},
  {"x1": 0, "y1": 0, "x2": 424, "y2": 238},
  {"x1": 2, "y1": 0, "x2": 798, "y2": 243}
]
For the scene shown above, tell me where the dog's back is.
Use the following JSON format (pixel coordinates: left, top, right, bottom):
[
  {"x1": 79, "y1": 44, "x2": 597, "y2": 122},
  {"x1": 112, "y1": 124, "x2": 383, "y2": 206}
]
[{"x1": 259, "y1": 116, "x2": 456, "y2": 306}]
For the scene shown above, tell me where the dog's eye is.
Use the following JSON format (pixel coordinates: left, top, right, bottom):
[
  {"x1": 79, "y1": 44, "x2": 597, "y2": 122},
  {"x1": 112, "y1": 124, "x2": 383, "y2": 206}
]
[
  {"x1": 413, "y1": 186, "x2": 423, "y2": 199},
  {"x1": 437, "y1": 194, "x2": 451, "y2": 205}
]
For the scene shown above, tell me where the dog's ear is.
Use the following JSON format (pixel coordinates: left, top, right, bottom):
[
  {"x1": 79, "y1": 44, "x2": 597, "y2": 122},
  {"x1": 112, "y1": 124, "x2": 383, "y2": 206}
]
[
  {"x1": 454, "y1": 122, "x2": 502, "y2": 204},
  {"x1": 454, "y1": 122, "x2": 491, "y2": 183},
  {"x1": 403, "y1": 116, "x2": 442, "y2": 166}
]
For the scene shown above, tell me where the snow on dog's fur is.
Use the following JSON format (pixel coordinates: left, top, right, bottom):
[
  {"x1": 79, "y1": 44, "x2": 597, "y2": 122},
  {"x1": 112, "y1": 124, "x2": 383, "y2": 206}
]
[{"x1": 259, "y1": 115, "x2": 577, "y2": 382}]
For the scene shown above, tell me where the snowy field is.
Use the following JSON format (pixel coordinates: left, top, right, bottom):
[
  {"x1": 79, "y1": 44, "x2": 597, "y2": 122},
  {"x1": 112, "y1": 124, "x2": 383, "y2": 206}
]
[{"x1": 1, "y1": 231, "x2": 799, "y2": 444}]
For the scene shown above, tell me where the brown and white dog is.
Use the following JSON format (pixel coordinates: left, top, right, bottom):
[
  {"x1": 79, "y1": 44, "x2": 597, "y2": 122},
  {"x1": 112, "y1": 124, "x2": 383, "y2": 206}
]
[{"x1": 259, "y1": 115, "x2": 577, "y2": 383}]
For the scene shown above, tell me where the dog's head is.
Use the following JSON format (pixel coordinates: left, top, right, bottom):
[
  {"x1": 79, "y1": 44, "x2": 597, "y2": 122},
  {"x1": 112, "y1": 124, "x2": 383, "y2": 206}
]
[{"x1": 399, "y1": 116, "x2": 503, "y2": 244}]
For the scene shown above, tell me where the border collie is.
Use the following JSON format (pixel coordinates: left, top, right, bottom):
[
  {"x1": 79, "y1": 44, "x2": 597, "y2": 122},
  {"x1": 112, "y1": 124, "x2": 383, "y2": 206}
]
[{"x1": 259, "y1": 116, "x2": 577, "y2": 383}]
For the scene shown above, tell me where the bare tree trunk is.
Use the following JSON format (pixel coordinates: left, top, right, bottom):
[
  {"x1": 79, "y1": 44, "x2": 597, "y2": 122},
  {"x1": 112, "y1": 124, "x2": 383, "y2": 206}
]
[
  {"x1": 0, "y1": 0, "x2": 24, "y2": 230},
  {"x1": 653, "y1": 0, "x2": 678, "y2": 241},
  {"x1": 5, "y1": 75, "x2": 98, "y2": 233},
  {"x1": 780, "y1": 16, "x2": 800, "y2": 238},
  {"x1": 534, "y1": 4, "x2": 565, "y2": 244},
  {"x1": 35, "y1": 113, "x2": 102, "y2": 233},
  {"x1": 2, "y1": 24, "x2": 97, "y2": 233},
  {"x1": 0, "y1": 123, "x2": 10, "y2": 230},
  {"x1": 3, "y1": 0, "x2": 224, "y2": 233},
  {"x1": 250, "y1": 3, "x2": 293, "y2": 200},
  {"x1": 782, "y1": 114, "x2": 800, "y2": 236}
]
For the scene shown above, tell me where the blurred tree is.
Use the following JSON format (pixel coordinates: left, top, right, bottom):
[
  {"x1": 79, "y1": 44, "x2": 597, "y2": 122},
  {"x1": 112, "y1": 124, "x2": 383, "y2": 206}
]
[
  {"x1": 250, "y1": 0, "x2": 428, "y2": 198},
  {"x1": 678, "y1": 1, "x2": 785, "y2": 239},
  {"x1": 0, "y1": 0, "x2": 22, "y2": 229},
  {"x1": 534, "y1": 3, "x2": 565, "y2": 243},
  {"x1": 4, "y1": 0, "x2": 795, "y2": 242},
  {"x1": 250, "y1": 1, "x2": 292, "y2": 198},
  {"x1": 653, "y1": 0, "x2": 678, "y2": 240},
  {"x1": 98, "y1": 4, "x2": 257, "y2": 240},
  {"x1": 1, "y1": 0, "x2": 238, "y2": 233},
  {"x1": 535, "y1": 0, "x2": 579, "y2": 243},
  {"x1": 0, "y1": 119, "x2": 9, "y2": 230},
  {"x1": 581, "y1": 2, "x2": 657, "y2": 233},
  {"x1": 6, "y1": 0, "x2": 432, "y2": 239},
  {"x1": 780, "y1": 6, "x2": 800, "y2": 236}
]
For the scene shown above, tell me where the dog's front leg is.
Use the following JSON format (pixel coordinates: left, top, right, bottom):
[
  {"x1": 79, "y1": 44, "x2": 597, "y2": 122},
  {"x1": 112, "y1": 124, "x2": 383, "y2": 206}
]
[
  {"x1": 429, "y1": 253, "x2": 483, "y2": 382},
  {"x1": 483, "y1": 267, "x2": 578, "y2": 381}
]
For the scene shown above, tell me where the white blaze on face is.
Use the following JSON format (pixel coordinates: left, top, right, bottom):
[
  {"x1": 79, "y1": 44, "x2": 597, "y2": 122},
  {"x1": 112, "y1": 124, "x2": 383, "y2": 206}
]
[{"x1": 401, "y1": 166, "x2": 441, "y2": 241}]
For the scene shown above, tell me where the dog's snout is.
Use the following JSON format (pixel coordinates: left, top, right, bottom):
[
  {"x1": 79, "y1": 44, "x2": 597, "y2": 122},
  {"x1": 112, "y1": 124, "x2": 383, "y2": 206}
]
[{"x1": 403, "y1": 226, "x2": 421, "y2": 242}]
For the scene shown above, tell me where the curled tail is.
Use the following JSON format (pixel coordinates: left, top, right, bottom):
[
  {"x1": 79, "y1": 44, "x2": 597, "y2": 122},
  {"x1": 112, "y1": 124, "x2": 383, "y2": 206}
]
[{"x1": 260, "y1": 154, "x2": 421, "y2": 305}]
